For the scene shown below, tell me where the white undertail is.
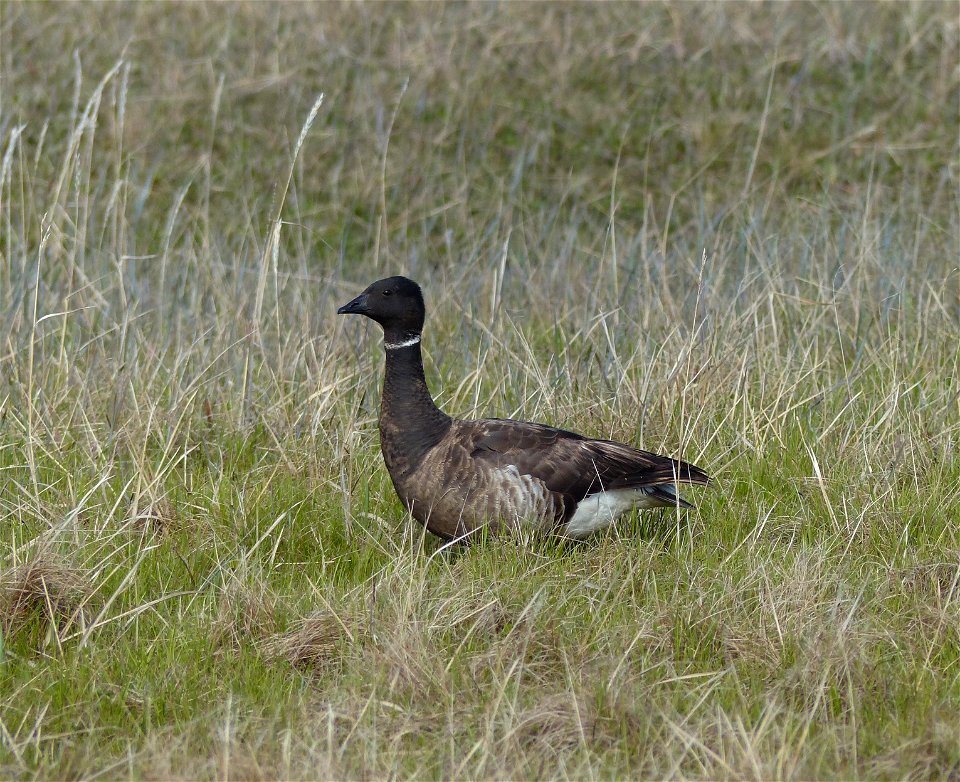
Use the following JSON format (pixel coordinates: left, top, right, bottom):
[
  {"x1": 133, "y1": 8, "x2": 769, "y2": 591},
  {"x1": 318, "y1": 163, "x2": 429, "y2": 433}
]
[{"x1": 563, "y1": 485, "x2": 681, "y2": 538}]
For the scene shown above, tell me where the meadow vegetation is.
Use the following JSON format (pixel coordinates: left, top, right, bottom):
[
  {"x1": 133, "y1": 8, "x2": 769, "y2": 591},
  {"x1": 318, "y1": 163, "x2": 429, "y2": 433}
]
[{"x1": 1, "y1": 2, "x2": 959, "y2": 778}]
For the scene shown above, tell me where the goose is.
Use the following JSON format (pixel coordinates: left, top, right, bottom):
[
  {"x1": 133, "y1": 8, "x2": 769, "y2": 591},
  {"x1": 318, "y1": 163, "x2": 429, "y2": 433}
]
[{"x1": 337, "y1": 276, "x2": 710, "y2": 541}]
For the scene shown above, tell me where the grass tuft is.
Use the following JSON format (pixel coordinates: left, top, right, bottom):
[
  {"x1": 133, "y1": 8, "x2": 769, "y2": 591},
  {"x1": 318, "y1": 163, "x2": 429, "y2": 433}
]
[
  {"x1": 261, "y1": 610, "x2": 358, "y2": 674},
  {"x1": 0, "y1": 549, "x2": 91, "y2": 642},
  {"x1": 127, "y1": 498, "x2": 179, "y2": 537},
  {"x1": 212, "y1": 573, "x2": 283, "y2": 654}
]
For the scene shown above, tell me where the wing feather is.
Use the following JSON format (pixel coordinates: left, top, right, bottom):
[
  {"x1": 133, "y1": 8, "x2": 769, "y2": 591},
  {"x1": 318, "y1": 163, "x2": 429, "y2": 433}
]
[{"x1": 462, "y1": 418, "x2": 709, "y2": 506}]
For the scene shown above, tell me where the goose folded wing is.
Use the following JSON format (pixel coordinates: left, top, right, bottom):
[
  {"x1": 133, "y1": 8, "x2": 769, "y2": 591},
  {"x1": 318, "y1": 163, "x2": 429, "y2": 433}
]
[{"x1": 464, "y1": 419, "x2": 709, "y2": 502}]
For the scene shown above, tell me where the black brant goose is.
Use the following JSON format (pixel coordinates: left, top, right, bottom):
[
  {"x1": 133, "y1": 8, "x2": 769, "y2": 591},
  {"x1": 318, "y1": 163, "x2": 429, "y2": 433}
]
[{"x1": 338, "y1": 276, "x2": 710, "y2": 540}]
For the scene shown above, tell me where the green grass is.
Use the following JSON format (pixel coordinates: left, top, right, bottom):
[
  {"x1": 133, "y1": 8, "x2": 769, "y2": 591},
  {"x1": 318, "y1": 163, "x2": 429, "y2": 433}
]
[{"x1": 1, "y1": 1, "x2": 959, "y2": 778}]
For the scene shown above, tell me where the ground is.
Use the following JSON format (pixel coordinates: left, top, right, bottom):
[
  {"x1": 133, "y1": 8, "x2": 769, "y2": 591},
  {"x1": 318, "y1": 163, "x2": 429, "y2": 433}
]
[{"x1": 1, "y1": 2, "x2": 958, "y2": 779}]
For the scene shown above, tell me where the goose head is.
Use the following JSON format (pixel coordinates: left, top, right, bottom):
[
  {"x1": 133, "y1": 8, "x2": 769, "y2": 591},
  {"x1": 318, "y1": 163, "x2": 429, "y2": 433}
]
[{"x1": 337, "y1": 276, "x2": 425, "y2": 345}]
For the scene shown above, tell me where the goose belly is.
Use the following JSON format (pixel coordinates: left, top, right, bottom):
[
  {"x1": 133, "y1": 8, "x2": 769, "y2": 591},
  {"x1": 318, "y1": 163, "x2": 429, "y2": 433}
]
[{"x1": 562, "y1": 487, "x2": 670, "y2": 538}]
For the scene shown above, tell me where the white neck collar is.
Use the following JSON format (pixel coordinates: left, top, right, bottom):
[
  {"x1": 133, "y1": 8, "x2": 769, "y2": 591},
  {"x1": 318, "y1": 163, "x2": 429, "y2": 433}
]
[{"x1": 384, "y1": 335, "x2": 421, "y2": 350}]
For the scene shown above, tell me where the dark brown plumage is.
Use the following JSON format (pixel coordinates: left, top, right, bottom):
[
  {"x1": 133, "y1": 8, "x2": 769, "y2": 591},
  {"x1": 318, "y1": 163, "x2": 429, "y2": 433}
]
[{"x1": 338, "y1": 276, "x2": 710, "y2": 540}]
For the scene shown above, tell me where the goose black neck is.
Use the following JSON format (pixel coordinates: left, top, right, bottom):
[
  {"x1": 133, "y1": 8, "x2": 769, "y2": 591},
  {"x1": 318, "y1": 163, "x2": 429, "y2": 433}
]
[{"x1": 380, "y1": 336, "x2": 451, "y2": 442}]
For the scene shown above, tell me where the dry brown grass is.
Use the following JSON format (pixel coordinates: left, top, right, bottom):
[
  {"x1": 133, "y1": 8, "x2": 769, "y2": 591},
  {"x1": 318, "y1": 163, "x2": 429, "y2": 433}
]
[
  {"x1": 212, "y1": 574, "x2": 283, "y2": 654},
  {"x1": 0, "y1": 548, "x2": 91, "y2": 641},
  {"x1": 260, "y1": 609, "x2": 359, "y2": 674}
]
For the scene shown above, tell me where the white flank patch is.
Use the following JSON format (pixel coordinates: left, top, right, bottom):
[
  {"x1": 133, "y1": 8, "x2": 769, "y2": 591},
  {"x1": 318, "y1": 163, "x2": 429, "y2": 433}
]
[
  {"x1": 563, "y1": 487, "x2": 674, "y2": 538},
  {"x1": 494, "y1": 464, "x2": 553, "y2": 526}
]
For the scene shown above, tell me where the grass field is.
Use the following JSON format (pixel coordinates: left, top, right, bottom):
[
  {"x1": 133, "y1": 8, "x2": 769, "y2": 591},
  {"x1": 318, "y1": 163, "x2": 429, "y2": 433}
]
[{"x1": 1, "y1": 2, "x2": 959, "y2": 778}]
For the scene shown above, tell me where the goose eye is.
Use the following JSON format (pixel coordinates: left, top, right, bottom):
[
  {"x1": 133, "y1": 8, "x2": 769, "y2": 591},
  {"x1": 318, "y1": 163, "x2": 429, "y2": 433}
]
[{"x1": 382, "y1": 289, "x2": 392, "y2": 296}]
